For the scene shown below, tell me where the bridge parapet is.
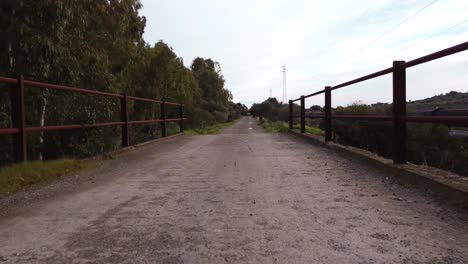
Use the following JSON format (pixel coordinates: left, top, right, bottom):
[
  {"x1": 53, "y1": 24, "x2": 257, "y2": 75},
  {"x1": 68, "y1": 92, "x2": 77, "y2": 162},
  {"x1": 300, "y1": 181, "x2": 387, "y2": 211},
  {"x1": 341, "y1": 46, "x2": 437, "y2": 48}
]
[{"x1": 289, "y1": 41, "x2": 468, "y2": 164}]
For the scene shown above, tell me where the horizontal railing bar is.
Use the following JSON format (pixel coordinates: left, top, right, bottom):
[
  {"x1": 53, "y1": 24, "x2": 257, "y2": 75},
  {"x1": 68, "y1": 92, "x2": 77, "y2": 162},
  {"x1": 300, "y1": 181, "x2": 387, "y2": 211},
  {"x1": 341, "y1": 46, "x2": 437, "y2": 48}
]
[
  {"x1": 408, "y1": 109, "x2": 468, "y2": 116},
  {"x1": 166, "y1": 118, "x2": 186, "y2": 121},
  {"x1": 23, "y1": 80, "x2": 124, "y2": 98},
  {"x1": 292, "y1": 90, "x2": 325, "y2": 101},
  {"x1": 293, "y1": 115, "x2": 467, "y2": 123},
  {"x1": 304, "y1": 90, "x2": 325, "y2": 99},
  {"x1": 0, "y1": 77, "x2": 17, "y2": 85},
  {"x1": 403, "y1": 116, "x2": 468, "y2": 124},
  {"x1": 127, "y1": 96, "x2": 162, "y2": 104},
  {"x1": 1, "y1": 120, "x2": 188, "y2": 134},
  {"x1": 25, "y1": 122, "x2": 125, "y2": 132},
  {"x1": 426, "y1": 109, "x2": 468, "y2": 116},
  {"x1": 128, "y1": 119, "x2": 163, "y2": 125},
  {"x1": 402, "y1": 41, "x2": 468, "y2": 69},
  {"x1": 127, "y1": 118, "x2": 185, "y2": 125},
  {"x1": 20, "y1": 118, "x2": 189, "y2": 132},
  {"x1": 20, "y1": 79, "x2": 182, "y2": 106},
  {"x1": 332, "y1": 115, "x2": 392, "y2": 121},
  {"x1": 165, "y1": 102, "x2": 182, "y2": 106},
  {"x1": 306, "y1": 115, "x2": 324, "y2": 119},
  {"x1": 331, "y1": 67, "x2": 393, "y2": 91},
  {"x1": 0, "y1": 128, "x2": 20, "y2": 134}
]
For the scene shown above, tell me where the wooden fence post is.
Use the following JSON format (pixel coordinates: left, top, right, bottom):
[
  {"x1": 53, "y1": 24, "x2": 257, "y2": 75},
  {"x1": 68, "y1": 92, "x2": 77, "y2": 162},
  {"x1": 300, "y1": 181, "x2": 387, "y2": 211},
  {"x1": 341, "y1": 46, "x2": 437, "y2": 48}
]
[
  {"x1": 392, "y1": 61, "x2": 407, "y2": 164},
  {"x1": 324, "y1": 86, "x2": 332, "y2": 142}
]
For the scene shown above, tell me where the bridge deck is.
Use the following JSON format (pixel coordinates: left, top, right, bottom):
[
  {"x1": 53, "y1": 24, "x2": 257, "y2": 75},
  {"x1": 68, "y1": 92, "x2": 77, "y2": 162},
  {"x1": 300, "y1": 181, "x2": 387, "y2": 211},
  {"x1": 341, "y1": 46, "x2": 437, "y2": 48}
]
[{"x1": 0, "y1": 117, "x2": 467, "y2": 263}]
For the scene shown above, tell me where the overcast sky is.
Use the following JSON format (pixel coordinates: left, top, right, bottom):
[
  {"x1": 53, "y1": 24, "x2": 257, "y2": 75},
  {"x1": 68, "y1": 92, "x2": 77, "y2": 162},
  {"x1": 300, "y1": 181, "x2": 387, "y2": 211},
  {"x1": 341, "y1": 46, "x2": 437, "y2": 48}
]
[{"x1": 140, "y1": 0, "x2": 468, "y2": 107}]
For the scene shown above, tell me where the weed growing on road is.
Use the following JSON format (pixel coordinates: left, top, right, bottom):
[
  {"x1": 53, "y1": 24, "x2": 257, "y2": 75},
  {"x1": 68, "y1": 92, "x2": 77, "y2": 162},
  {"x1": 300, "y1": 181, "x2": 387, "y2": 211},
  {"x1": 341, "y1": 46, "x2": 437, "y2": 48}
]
[
  {"x1": 185, "y1": 121, "x2": 236, "y2": 135},
  {"x1": 259, "y1": 120, "x2": 289, "y2": 133}
]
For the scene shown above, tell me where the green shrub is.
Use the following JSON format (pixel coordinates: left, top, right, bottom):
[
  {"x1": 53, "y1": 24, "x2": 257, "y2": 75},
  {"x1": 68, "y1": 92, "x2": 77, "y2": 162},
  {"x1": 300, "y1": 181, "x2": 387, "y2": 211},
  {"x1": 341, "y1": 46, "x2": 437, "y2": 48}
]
[
  {"x1": 185, "y1": 121, "x2": 236, "y2": 135},
  {"x1": 259, "y1": 120, "x2": 323, "y2": 134}
]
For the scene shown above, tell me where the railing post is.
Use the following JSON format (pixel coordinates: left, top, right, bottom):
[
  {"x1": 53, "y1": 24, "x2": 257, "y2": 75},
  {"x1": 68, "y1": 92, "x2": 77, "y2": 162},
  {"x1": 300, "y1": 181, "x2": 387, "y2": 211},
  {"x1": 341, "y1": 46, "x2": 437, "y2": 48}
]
[
  {"x1": 120, "y1": 93, "x2": 129, "y2": 147},
  {"x1": 161, "y1": 101, "x2": 166, "y2": 137},
  {"x1": 324, "y1": 86, "x2": 332, "y2": 142},
  {"x1": 300, "y1": 96, "x2": 305, "y2": 133},
  {"x1": 10, "y1": 75, "x2": 27, "y2": 162},
  {"x1": 392, "y1": 61, "x2": 407, "y2": 164},
  {"x1": 288, "y1": 100, "x2": 293, "y2": 129},
  {"x1": 179, "y1": 104, "x2": 184, "y2": 133}
]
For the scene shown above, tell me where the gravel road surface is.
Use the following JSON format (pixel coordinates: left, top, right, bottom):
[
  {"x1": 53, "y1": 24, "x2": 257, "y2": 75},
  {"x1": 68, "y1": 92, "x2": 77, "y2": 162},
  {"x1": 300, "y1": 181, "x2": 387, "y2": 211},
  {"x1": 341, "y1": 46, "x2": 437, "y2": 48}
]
[{"x1": 0, "y1": 116, "x2": 467, "y2": 263}]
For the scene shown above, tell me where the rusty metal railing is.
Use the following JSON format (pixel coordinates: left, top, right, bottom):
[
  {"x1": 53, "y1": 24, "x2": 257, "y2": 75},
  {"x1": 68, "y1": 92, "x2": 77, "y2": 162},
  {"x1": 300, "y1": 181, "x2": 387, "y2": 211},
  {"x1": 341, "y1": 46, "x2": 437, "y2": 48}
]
[
  {"x1": 289, "y1": 41, "x2": 468, "y2": 164},
  {"x1": 0, "y1": 76, "x2": 185, "y2": 162}
]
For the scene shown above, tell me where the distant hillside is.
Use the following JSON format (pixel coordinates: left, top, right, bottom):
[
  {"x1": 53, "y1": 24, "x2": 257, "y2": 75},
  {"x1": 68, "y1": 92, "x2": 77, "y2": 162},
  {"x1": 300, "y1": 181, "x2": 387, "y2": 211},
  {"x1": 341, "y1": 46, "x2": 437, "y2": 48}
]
[
  {"x1": 366, "y1": 91, "x2": 468, "y2": 113},
  {"x1": 407, "y1": 91, "x2": 468, "y2": 112}
]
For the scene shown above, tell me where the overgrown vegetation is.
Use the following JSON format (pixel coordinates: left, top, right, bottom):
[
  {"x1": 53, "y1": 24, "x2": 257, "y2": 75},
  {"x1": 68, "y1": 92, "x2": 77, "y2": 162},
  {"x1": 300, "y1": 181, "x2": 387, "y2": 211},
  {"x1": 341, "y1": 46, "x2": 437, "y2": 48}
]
[
  {"x1": 185, "y1": 121, "x2": 237, "y2": 135},
  {"x1": 250, "y1": 98, "x2": 295, "y2": 122},
  {"x1": 258, "y1": 120, "x2": 322, "y2": 134},
  {"x1": 250, "y1": 97, "x2": 323, "y2": 134},
  {"x1": 0, "y1": 159, "x2": 96, "y2": 195},
  {"x1": 0, "y1": 1, "x2": 248, "y2": 166},
  {"x1": 295, "y1": 124, "x2": 323, "y2": 135},
  {"x1": 258, "y1": 120, "x2": 290, "y2": 133}
]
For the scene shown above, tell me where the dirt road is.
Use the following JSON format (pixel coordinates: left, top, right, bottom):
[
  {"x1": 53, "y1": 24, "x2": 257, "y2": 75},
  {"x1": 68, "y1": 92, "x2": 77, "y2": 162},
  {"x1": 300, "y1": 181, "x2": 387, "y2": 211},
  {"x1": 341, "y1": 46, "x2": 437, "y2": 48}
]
[{"x1": 1, "y1": 116, "x2": 467, "y2": 263}]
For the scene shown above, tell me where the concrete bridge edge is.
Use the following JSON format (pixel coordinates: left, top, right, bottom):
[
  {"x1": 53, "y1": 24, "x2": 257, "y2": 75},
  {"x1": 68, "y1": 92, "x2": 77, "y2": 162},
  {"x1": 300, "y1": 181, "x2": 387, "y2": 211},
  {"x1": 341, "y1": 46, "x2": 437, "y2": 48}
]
[{"x1": 288, "y1": 129, "x2": 468, "y2": 208}]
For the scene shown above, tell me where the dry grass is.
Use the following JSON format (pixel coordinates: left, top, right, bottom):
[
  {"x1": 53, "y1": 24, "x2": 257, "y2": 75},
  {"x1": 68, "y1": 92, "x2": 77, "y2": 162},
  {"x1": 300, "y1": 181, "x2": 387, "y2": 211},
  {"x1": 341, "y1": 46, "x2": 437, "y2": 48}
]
[{"x1": 0, "y1": 159, "x2": 96, "y2": 195}]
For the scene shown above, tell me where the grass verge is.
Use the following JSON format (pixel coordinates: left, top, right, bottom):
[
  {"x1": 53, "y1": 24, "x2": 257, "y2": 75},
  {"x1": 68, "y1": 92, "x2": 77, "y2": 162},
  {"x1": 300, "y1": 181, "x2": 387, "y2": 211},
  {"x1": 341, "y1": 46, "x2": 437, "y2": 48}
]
[
  {"x1": 259, "y1": 120, "x2": 323, "y2": 135},
  {"x1": 185, "y1": 121, "x2": 236, "y2": 135},
  {"x1": 0, "y1": 159, "x2": 97, "y2": 195}
]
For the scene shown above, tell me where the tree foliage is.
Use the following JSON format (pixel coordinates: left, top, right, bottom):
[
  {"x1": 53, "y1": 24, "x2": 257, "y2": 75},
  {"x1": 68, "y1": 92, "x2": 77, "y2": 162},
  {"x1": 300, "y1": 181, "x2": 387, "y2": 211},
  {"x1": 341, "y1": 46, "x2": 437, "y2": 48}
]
[
  {"x1": 0, "y1": 0, "x2": 242, "y2": 164},
  {"x1": 250, "y1": 97, "x2": 298, "y2": 122}
]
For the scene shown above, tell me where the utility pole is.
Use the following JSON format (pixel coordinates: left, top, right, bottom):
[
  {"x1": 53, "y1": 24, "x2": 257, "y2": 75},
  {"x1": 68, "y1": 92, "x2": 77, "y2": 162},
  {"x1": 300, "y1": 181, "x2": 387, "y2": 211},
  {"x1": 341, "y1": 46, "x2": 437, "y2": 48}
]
[
  {"x1": 269, "y1": 87, "x2": 272, "y2": 98},
  {"x1": 281, "y1": 65, "x2": 287, "y2": 103}
]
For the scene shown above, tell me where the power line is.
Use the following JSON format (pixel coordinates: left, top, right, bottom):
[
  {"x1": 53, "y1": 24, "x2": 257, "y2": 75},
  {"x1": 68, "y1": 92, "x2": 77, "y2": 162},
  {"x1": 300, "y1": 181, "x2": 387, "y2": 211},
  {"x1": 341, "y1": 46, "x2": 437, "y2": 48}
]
[
  {"x1": 371, "y1": 17, "x2": 468, "y2": 63},
  {"x1": 304, "y1": 0, "x2": 441, "y2": 84},
  {"x1": 354, "y1": 0, "x2": 377, "y2": 22},
  {"x1": 309, "y1": 0, "x2": 378, "y2": 59},
  {"x1": 396, "y1": 19, "x2": 468, "y2": 54},
  {"x1": 344, "y1": 0, "x2": 440, "y2": 61},
  {"x1": 304, "y1": 0, "x2": 439, "y2": 84}
]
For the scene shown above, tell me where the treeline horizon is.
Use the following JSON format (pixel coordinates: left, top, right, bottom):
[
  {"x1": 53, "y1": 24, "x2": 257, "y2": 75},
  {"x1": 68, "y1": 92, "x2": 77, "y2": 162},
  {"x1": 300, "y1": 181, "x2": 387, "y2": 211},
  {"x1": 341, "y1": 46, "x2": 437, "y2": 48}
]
[{"x1": 0, "y1": 0, "x2": 247, "y2": 165}]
